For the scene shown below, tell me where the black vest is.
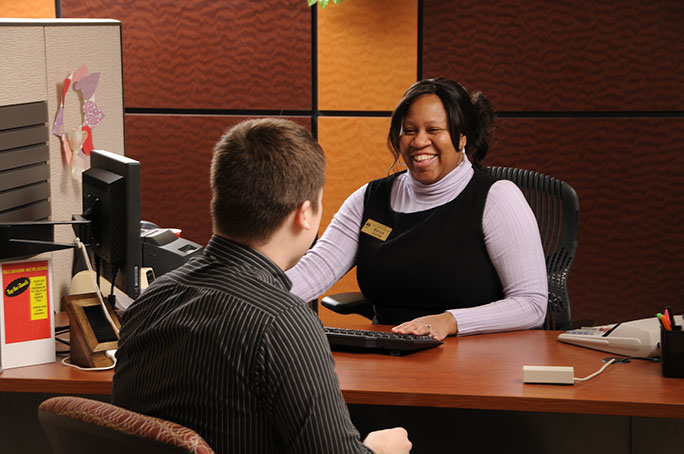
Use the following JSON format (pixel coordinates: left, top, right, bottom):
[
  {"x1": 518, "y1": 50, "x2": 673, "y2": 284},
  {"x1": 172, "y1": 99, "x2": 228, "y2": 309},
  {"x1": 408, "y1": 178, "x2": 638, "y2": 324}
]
[{"x1": 356, "y1": 169, "x2": 504, "y2": 325}]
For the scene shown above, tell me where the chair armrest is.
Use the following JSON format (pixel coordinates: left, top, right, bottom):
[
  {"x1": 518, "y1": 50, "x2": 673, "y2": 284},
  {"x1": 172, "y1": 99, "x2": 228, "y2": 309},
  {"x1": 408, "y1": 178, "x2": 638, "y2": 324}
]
[{"x1": 321, "y1": 292, "x2": 375, "y2": 320}]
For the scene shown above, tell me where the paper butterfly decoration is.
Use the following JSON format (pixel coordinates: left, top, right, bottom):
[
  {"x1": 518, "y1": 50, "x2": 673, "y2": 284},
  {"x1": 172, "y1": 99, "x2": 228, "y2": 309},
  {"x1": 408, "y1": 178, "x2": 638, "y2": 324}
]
[{"x1": 52, "y1": 64, "x2": 105, "y2": 170}]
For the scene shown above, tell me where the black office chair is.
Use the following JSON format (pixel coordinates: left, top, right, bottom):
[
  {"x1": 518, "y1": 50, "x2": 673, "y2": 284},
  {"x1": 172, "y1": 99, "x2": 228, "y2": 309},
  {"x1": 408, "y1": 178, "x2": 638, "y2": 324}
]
[{"x1": 322, "y1": 167, "x2": 579, "y2": 330}]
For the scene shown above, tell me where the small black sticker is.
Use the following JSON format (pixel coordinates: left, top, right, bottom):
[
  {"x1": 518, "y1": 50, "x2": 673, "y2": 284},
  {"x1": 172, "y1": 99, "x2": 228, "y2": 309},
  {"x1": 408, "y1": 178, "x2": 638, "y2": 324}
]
[{"x1": 5, "y1": 277, "x2": 30, "y2": 298}]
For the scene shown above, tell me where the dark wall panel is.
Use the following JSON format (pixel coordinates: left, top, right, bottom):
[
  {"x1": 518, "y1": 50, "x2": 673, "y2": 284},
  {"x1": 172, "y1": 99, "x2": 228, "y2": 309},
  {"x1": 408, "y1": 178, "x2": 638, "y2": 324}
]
[
  {"x1": 486, "y1": 118, "x2": 684, "y2": 325},
  {"x1": 125, "y1": 114, "x2": 312, "y2": 246},
  {"x1": 61, "y1": 0, "x2": 312, "y2": 110},
  {"x1": 423, "y1": 0, "x2": 684, "y2": 111}
]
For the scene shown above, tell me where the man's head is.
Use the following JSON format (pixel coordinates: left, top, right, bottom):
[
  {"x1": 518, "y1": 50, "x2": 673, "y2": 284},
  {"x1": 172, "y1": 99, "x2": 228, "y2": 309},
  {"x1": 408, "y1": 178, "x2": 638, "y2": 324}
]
[{"x1": 211, "y1": 118, "x2": 325, "y2": 246}]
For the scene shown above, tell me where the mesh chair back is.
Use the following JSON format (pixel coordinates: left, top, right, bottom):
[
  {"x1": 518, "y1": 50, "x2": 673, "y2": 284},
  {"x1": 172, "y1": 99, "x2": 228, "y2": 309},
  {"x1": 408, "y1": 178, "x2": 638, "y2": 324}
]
[
  {"x1": 38, "y1": 396, "x2": 214, "y2": 454},
  {"x1": 488, "y1": 167, "x2": 579, "y2": 330}
]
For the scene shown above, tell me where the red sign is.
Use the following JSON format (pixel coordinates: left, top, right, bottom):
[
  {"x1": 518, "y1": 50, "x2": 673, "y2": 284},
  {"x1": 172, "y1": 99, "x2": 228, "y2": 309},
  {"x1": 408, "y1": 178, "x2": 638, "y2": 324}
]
[{"x1": 2, "y1": 260, "x2": 52, "y2": 344}]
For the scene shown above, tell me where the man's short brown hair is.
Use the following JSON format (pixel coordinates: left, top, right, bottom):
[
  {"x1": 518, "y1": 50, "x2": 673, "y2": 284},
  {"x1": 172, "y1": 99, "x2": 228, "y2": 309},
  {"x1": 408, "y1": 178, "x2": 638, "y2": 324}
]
[{"x1": 211, "y1": 118, "x2": 325, "y2": 244}]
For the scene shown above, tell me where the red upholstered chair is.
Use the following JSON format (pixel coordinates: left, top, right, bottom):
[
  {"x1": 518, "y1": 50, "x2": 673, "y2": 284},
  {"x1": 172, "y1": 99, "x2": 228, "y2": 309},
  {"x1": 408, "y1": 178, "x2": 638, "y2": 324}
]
[{"x1": 38, "y1": 396, "x2": 214, "y2": 454}]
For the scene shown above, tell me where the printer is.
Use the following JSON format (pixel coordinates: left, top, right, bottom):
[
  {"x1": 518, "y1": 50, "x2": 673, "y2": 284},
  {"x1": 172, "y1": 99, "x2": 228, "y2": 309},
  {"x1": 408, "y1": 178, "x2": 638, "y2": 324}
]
[{"x1": 141, "y1": 227, "x2": 203, "y2": 279}]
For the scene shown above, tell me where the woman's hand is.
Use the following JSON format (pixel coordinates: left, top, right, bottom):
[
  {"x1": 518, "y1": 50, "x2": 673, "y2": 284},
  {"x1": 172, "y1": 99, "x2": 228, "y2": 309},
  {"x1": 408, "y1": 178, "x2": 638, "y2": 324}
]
[{"x1": 392, "y1": 312, "x2": 458, "y2": 340}]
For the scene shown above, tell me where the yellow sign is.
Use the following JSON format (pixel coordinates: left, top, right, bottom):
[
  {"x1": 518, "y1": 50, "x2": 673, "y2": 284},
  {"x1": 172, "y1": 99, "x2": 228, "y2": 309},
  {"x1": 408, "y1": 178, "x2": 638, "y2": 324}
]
[
  {"x1": 30, "y1": 276, "x2": 49, "y2": 320},
  {"x1": 361, "y1": 219, "x2": 393, "y2": 241}
]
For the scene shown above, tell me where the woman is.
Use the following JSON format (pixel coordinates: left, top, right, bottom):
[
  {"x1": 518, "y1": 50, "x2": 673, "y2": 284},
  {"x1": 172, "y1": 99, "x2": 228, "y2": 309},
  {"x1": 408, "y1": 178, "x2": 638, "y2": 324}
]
[{"x1": 287, "y1": 78, "x2": 547, "y2": 339}]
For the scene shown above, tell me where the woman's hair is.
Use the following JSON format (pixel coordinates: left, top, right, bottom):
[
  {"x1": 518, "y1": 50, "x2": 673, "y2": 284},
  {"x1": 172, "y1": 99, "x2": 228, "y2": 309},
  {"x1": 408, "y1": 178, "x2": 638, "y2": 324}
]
[
  {"x1": 387, "y1": 77, "x2": 496, "y2": 169},
  {"x1": 211, "y1": 118, "x2": 325, "y2": 244}
]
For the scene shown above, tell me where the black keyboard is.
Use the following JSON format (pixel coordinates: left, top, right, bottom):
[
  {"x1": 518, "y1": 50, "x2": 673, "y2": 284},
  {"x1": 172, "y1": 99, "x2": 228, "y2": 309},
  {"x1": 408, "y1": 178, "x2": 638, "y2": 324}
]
[{"x1": 323, "y1": 327, "x2": 443, "y2": 356}]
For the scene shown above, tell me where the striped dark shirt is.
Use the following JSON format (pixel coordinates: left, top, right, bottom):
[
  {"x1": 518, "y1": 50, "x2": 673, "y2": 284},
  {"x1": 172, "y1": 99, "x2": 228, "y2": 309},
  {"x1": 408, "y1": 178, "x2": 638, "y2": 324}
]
[{"x1": 113, "y1": 235, "x2": 370, "y2": 453}]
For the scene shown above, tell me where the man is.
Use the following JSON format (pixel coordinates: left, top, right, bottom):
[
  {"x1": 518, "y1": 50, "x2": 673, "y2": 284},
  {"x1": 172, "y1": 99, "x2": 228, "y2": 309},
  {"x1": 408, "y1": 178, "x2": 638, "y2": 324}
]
[{"x1": 113, "y1": 119, "x2": 411, "y2": 453}]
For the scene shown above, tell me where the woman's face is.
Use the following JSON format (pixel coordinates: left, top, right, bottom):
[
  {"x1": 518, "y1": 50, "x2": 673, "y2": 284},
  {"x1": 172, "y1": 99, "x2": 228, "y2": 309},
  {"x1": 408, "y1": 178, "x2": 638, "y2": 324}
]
[{"x1": 399, "y1": 94, "x2": 465, "y2": 185}]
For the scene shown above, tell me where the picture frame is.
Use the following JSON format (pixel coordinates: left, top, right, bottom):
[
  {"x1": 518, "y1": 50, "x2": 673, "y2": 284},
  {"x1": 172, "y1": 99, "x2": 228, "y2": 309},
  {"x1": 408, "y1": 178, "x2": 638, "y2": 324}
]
[{"x1": 62, "y1": 292, "x2": 120, "y2": 368}]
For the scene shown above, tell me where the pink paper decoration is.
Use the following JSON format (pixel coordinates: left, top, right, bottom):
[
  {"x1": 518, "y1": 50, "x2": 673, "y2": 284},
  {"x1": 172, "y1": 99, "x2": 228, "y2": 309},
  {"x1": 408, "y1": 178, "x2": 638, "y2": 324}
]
[
  {"x1": 52, "y1": 65, "x2": 106, "y2": 168},
  {"x1": 72, "y1": 64, "x2": 88, "y2": 82},
  {"x1": 83, "y1": 100, "x2": 104, "y2": 128},
  {"x1": 62, "y1": 136, "x2": 73, "y2": 166},
  {"x1": 74, "y1": 72, "x2": 100, "y2": 100}
]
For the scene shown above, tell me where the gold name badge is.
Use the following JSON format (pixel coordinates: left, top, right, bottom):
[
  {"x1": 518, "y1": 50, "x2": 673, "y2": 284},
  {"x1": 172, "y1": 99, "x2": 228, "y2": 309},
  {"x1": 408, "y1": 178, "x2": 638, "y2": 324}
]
[{"x1": 361, "y1": 219, "x2": 393, "y2": 241}]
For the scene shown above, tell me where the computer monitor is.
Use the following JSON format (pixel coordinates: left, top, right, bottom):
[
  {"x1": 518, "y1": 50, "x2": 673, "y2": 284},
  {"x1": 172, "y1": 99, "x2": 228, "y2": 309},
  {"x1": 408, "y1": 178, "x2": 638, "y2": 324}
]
[{"x1": 81, "y1": 150, "x2": 141, "y2": 299}]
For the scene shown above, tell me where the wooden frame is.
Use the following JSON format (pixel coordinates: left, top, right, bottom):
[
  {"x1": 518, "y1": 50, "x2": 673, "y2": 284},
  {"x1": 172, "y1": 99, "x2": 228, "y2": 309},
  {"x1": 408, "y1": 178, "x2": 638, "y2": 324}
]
[{"x1": 62, "y1": 293, "x2": 120, "y2": 368}]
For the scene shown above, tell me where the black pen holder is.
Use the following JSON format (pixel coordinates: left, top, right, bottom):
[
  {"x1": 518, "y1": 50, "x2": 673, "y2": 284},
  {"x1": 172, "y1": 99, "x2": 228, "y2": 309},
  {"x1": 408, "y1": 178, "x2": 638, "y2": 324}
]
[{"x1": 661, "y1": 327, "x2": 684, "y2": 378}]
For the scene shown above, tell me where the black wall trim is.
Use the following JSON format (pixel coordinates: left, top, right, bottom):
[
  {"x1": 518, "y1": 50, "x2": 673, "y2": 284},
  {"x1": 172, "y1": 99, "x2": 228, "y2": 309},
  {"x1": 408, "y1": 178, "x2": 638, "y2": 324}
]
[
  {"x1": 311, "y1": 5, "x2": 319, "y2": 138},
  {"x1": 318, "y1": 110, "x2": 393, "y2": 118},
  {"x1": 417, "y1": 0, "x2": 423, "y2": 81},
  {"x1": 497, "y1": 111, "x2": 684, "y2": 119},
  {"x1": 124, "y1": 108, "x2": 313, "y2": 117},
  {"x1": 124, "y1": 107, "x2": 684, "y2": 120}
]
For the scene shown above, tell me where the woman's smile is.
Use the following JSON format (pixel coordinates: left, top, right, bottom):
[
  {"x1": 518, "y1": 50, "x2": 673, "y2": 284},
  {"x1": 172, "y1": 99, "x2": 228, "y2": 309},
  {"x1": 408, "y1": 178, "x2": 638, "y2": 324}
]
[{"x1": 399, "y1": 94, "x2": 464, "y2": 185}]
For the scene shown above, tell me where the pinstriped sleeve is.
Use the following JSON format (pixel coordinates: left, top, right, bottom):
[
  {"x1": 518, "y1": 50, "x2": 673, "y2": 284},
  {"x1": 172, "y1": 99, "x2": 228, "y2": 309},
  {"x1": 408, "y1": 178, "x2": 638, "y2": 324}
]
[{"x1": 259, "y1": 303, "x2": 372, "y2": 453}]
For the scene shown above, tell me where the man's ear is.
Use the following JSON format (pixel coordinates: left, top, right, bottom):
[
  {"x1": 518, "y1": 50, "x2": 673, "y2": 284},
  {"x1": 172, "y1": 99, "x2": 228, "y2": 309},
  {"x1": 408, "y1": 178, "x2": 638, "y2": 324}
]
[{"x1": 293, "y1": 200, "x2": 314, "y2": 231}]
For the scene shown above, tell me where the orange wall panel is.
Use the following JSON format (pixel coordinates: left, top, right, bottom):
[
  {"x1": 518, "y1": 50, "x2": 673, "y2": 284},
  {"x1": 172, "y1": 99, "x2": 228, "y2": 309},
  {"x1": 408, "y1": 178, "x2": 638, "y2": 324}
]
[
  {"x1": 0, "y1": 0, "x2": 55, "y2": 17},
  {"x1": 318, "y1": 116, "x2": 394, "y2": 229},
  {"x1": 317, "y1": 116, "x2": 395, "y2": 295},
  {"x1": 317, "y1": 0, "x2": 417, "y2": 111}
]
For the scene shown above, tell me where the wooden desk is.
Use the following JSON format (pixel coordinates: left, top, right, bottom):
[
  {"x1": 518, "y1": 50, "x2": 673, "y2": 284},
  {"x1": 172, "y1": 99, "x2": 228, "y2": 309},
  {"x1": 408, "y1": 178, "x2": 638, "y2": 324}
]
[
  {"x1": 1, "y1": 312, "x2": 683, "y2": 419},
  {"x1": 0, "y1": 358, "x2": 113, "y2": 395},
  {"x1": 335, "y1": 329, "x2": 684, "y2": 419}
]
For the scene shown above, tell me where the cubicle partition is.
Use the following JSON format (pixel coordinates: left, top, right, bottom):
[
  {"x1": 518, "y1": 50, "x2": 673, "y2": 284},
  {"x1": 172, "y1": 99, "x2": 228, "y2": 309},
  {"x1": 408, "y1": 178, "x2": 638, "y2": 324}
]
[{"x1": 0, "y1": 19, "x2": 125, "y2": 309}]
